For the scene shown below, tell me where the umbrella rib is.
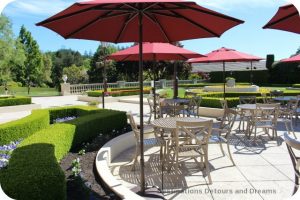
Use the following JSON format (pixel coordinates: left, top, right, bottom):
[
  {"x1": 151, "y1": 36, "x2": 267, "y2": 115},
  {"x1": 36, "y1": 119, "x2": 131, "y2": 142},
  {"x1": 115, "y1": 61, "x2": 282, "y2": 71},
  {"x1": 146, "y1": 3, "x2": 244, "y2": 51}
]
[
  {"x1": 150, "y1": 11, "x2": 181, "y2": 18},
  {"x1": 177, "y1": 54, "x2": 188, "y2": 60},
  {"x1": 263, "y1": 11, "x2": 299, "y2": 28},
  {"x1": 158, "y1": 4, "x2": 220, "y2": 37},
  {"x1": 144, "y1": 13, "x2": 170, "y2": 42},
  {"x1": 37, "y1": 3, "x2": 109, "y2": 25},
  {"x1": 171, "y1": 2, "x2": 244, "y2": 24},
  {"x1": 115, "y1": 13, "x2": 138, "y2": 43},
  {"x1": 65, "y1": 12, "x2": 131, "y2": 39}
]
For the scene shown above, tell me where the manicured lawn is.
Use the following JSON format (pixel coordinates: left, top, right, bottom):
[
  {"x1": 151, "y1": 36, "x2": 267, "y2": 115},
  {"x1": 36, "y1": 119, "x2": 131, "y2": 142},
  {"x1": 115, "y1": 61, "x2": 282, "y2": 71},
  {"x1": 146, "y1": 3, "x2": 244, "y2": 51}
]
[{"x1": 0, "y1": 87, "x2": 60, "y2": 97}]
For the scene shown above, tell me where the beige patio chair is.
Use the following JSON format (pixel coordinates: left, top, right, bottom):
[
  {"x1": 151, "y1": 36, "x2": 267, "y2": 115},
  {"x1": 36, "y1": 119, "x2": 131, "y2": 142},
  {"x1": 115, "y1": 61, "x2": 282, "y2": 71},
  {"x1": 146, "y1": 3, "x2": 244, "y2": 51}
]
[
  {"x1": 284, "y1": 133, "x2": 300, "y2": 195},
  {"x1": 159, "y1": 104, "x2": 185, "y2": 118},
  {"x1": 261, "y1": 93, "x2": 271, "y2": 104},
  {"x1": 210, "y1": 108, "x2": 238, "y2": 166},
  {"x1": 248, "y1": 103, "x2": 280, "y2": 142},
  {"x1": 186, "y1": 96, "x2": 202, "y2": 117},
  {"x1": 167, "y1": 120, "x2": 213, "y2": 184},
  {"x1": 126, "y1": 112, "x2": 165, "y2": 171},
  {"x1": 238, "y1": 96, "x2": 257, "y2": 132},
  {"x1": 147, "y1": 94, "x2": 160, "y2": 123}
]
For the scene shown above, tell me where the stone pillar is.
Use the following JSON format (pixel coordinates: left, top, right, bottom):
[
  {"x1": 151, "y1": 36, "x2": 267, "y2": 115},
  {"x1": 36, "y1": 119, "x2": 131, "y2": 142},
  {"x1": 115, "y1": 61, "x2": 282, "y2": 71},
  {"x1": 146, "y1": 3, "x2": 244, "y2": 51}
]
[
  {"x1": 61, "y1": 83, "x2": 71, "y2": 96},
  {"x1": 193, "y1": 79, "x2": 198, "y2": 84},
  {"x1": 159, "y1": 79, "x2": 166, "y2": 88},
  {"x1": 117, "y1": 81, "x2": 126, "y2": 88}
]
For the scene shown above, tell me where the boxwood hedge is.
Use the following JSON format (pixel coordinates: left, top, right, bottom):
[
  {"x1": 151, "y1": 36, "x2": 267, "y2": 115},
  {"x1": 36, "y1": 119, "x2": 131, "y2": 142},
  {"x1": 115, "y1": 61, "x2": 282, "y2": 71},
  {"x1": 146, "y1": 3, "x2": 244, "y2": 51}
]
[
  {"x1": 0, "y1": 96, "x2": 31, "y2": 107},
  {"x1": 0, "y1": 109, "x2": 49, "y2": 145},
  {"x1": 0, "y1": 106, "x2": 127, "y2": 200}
]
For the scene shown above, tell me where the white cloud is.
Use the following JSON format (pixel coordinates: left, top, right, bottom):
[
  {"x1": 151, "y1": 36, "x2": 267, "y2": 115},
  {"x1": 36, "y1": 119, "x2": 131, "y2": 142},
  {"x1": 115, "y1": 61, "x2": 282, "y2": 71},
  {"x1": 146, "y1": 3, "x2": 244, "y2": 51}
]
[
  {"x1": 3, "y1": 0, "x2": 76, "y2": 17},
  {"x1": 194, "y1": 0, "x2": 289, "y2": 11}
]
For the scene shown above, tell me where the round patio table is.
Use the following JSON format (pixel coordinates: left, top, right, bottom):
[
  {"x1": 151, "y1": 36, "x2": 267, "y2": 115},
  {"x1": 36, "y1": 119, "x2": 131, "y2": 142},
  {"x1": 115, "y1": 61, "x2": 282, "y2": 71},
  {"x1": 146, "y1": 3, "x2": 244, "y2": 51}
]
[
  {"x1": 162, "y1": 98, "x2": 190, "y2": 105},
  {"x1": 237, "y1": 104, "x2": 277, "y2": 110},
  {"x1": 151, "y1": 117, "x2": 211, "y2": 131}
]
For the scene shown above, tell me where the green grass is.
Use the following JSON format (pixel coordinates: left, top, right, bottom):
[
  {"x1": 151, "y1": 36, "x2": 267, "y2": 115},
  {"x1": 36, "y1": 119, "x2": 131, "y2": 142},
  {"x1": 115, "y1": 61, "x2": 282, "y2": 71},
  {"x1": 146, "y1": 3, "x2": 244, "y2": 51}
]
[
  {"x1": 158, "y1": 88, "x2": 185, "y2": 98},
  {"x1": 0, "y1": 87, "x2": 60, "y2": 97}
]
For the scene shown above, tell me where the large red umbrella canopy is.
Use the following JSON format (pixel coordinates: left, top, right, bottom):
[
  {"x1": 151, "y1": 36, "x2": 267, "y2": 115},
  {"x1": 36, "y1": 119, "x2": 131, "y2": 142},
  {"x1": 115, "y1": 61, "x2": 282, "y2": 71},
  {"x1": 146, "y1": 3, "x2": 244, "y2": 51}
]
[
  {"x1": 188, "y1": 47, "x2": 263, "y2": 99},
  {"x1": 37, "y1": 0, "x2": 244, "y2": 195},
  {"x1": 188, "y1": 47, "x2": 263, "y2": 63},
  {"x1": 37, "y1": 0, "x2": 244, "y2": 43},
  {"x1": 281, "y1": 54, "x2": 300, "y2": 62},
  {"x1": 108, "y1": 42, "x2": 204, "y2": 61},
  {"x1": 263, "y1": 4, "x2": 300, "y2": 34}
]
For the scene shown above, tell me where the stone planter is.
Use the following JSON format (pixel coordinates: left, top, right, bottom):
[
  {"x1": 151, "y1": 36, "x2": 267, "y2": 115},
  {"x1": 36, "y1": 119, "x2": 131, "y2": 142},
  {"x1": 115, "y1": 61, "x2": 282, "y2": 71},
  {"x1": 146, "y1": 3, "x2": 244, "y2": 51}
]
[{"x1": 226, "y1": 79, "x2": 235, "y2": 87}]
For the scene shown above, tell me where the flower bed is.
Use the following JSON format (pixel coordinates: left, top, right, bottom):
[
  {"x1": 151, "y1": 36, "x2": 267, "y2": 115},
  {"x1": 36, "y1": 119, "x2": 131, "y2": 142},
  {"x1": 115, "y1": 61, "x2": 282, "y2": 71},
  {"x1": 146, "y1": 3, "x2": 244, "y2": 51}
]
[
  {"x1": 0, "y1": 106, "x2": 127, "y2": 200},
  {"x1": 87, "y1": 88, "x2": 150, "y2": 97}
]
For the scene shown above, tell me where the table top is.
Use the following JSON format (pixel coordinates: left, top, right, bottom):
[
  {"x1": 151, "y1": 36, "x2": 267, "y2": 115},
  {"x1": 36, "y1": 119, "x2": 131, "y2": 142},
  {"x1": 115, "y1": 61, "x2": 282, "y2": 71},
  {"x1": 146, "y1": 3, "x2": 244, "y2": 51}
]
[
  {"x1": 273, "y1": 96, "x2": 300, "y2": 101},
  {"x1": 151, "y1": 117, "x2": 209, "y2": 130},
  {"x1": 237, "y1": 104, "x2": 277, "y2": 110},
  {"x1": 163, "y1": 98, "x2": 190, "y2": 105}
]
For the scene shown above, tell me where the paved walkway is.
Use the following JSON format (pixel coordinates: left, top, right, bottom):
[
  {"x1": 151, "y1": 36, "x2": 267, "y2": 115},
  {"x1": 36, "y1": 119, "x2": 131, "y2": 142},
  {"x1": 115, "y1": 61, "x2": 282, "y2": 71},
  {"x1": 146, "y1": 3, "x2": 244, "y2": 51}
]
[{"x1": 111, "y1": 123, "x2": 300, "y2": 200}]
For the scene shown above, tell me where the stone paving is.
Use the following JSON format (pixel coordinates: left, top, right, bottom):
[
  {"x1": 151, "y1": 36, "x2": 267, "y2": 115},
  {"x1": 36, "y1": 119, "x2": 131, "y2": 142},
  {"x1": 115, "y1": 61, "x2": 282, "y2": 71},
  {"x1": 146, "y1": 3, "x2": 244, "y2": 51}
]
[{"x1": 111, "y1": 122, "x2": 300, "y2": 200}]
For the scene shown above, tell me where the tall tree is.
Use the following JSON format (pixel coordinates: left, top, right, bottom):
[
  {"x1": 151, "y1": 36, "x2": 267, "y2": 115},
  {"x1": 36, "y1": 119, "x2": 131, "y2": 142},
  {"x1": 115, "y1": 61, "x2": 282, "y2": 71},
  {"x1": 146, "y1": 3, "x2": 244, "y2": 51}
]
[
  {"x1": 63, "y1": 64, "x2": 88, "y2": 84},
  {"x1": 18, "y1": 25, "x2": 43, "y2": 93},
  {"x1": 41, "y1": 53, "x2": 53, "y2": 86},
  {"x1": 88, "y1": 44, "x2": 118, "y2": 83},
  {"x1": 51, "y1": 49, "x2": 84, "y2": 87},
  {"x1": 0, "y1": 15, "x2": 25, "y2": 85}
]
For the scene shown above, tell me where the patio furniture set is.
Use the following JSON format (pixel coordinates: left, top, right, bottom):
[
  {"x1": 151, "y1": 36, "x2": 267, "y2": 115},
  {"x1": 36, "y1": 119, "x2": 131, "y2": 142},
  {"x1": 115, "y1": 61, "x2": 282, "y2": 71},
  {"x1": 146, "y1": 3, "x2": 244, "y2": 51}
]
[{"x1": 126, "y1": 93, "x2": 300, "y2": 192}]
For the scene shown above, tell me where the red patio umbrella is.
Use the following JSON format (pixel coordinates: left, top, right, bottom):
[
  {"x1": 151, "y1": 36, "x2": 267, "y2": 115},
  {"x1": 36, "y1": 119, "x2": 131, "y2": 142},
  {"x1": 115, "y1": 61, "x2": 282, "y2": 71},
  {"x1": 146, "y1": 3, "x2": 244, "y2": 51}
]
[
  {"x1": 189, "y1": 47, "x2": 263, "y2": 98},
  {"x1": 281, "y1": 54, "x2": 300, "y2": 62},
  {"x1": 263, "y1": 4, "x2": 300, "y2": 34},
  {"x1": 108, "y1": 42, "x2": 204, "y2": 98},
  {"x1": 37, "y1": 0, "x2": 243, "y2": 195}
]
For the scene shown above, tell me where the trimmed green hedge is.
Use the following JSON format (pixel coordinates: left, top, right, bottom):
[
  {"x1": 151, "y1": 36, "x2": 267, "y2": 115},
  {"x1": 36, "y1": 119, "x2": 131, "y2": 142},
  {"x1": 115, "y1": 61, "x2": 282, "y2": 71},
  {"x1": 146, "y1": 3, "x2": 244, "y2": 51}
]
[
  {"x1": 0, "y1": 96, "x2": 31, "y2": 107},
  {"x1": 179, "y1": 83, "x2": 251, "y2": 88},
  {"x1": 201, "y1": 97, "x2": 264, "y2": 108},
  {"x1": 87, "y1": 89, "x2": 150, "y2": 97},
  {"x1": 292, "y1": 84, "x2": 300, "y2": 88},
  {"x1": 0, "y1": 110, "x2": 49, "y2": 145},
  {"x1": 0, "y1": 107, "x2": 127, "y2": 200}
]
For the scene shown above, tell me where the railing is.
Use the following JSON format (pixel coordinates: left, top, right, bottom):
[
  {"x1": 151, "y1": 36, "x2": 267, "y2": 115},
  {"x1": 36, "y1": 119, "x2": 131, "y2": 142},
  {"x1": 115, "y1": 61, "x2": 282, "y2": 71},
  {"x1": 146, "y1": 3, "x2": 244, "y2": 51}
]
[{"x1": 65, "y1": 79, "x2": 205, "y2": 95}]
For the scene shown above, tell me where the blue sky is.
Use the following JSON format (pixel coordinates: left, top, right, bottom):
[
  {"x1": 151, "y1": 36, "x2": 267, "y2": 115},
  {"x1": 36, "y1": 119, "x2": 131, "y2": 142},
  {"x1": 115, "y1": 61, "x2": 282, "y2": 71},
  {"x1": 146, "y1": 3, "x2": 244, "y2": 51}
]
[{"x1": 2, "y1": 0, "x2": 300, "y2": 60}]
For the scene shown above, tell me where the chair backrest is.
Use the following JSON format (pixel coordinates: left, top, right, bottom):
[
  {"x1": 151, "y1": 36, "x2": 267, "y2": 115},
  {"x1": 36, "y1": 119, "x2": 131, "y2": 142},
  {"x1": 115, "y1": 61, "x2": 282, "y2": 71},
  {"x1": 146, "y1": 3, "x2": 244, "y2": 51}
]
[
  {"x1": 188, "y1": 96, "x2": 202, "y2": 114},
  {"x1": 220, "y1": 99, "x2": 228, "y2": 109},
  {"x1": 261, "y1": 93, "x2": 269, "y2": 104},
  {"x1": 256, "y1": 103, "x2": 280, "y2": 123},
  {"x1": 184, "y1": 90, "x2": 197, "y2": 98},
  {"x1": 220, "y1": 108, "x2": 238, "y2": 138},
  {"x1": 175, "y1": 120, "x2": 213, "y2": 146},
  {"x1": 270, "y1": 90, "x2": 284, "y2": 98},
  {"x1": 284, "y1": 133, "x2": 300, "y2": 184},
  {"x1": 239, "y1": 96, "x2": 257, "y2": 104},
  {"x1": 147, "y1": 95, "x2": 160, "y2": 112},
  {"x1": 287, "y1": 99, "x2": 299, "y2": 111},
  {"x1": 126, "y1": 112, "x2": 139, "y2": 140}
]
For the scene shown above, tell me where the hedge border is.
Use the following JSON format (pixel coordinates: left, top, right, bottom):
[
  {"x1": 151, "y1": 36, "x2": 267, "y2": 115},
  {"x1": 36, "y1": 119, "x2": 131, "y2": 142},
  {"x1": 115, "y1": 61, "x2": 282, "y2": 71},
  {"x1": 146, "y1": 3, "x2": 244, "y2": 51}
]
[
  {"x1": 0, "y1": 96, "x2": 31, "y2": 107},
  {"x1": 0, "y1": 106, "x2": 127, "y2": 200}
]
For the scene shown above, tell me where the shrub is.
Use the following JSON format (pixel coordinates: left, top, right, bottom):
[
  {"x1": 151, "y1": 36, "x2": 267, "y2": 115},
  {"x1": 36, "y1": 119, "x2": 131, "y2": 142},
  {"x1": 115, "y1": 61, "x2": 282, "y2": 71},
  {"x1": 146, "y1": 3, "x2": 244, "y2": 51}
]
[
  {"x1": 292, "y1": 84, "x2": 300, "y2": 88},
  {"x1": 0, "y1": 124, "x2": 74, "y2": 200},
  {"x1": 87, "y1": 89, "x2": 150, "y2": 97},
  {"x1": 0, "y1": 107, "x2": 127, "y2": 199},
  {"x1": 200, "y1": 97, "x2": 264, "y2": 108},
  {"x1": 0, "y1": 96, "x2": 31, "y2": 107},
  {"x1": 0, "y1": 110, "x2": 49, "y2": 145},
  {"x1": 87, "y1": 90, "x2": 103, "y2": 97}
]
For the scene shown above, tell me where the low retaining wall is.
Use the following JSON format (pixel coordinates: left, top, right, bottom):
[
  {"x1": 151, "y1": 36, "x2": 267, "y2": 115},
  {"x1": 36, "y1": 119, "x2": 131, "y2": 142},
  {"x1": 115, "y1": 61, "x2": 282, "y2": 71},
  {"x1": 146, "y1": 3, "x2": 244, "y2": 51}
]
[
  {"x1": 95, "y1": 131, "x2": 145, "y2": 200},
  {"x1": 203, "y1": 85, "x2": 259, "y2": 92}
]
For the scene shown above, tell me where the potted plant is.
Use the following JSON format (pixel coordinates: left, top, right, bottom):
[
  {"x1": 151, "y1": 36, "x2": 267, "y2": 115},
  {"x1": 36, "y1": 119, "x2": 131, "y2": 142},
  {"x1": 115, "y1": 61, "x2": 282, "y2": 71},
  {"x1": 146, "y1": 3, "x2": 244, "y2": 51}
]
[{"x1": 226, "y1": 77, "x2": 236, "y2": 87}]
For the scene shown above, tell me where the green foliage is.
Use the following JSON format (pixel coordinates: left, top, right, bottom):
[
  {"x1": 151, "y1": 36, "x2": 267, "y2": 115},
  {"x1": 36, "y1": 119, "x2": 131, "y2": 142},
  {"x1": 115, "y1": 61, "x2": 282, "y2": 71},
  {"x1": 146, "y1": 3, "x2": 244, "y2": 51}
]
[
  {"x1": 0, "y1": 15, "x2": 26, "y2": 85},
  {"x1": 0, "y1": 125, "x2": 73, "y2": 200},
  {"x1": 50, "y1": 49, "x2": 86, "y2": 88},
  {"x1": 209, "y1": 70, "x2": 268, "y2": 84},
  {"x1": 18, "y1": 26, "x2": 43, "y2": 89},
  {"x1": 0, "y1": 106, "x2": 126, "y2": 199},
  {"x1": 87, "y1": 88, "x2": 150, "y2": 97},
  {"x1": 87, "y1": 90, "x2": 103, "y2": 97},
  {"x1": 269, "y1": 61, "x2": 300, "y2": 84},
  {"x1": 266, "y1": 54, "x2": 274, "y2": 71},
  {"x1": 62, "y1": 64, "x2": 88, "y2": 84},
  {"x1": 292, "y1": 84, "x2": 300, "y2": 88},
  {"x1": 0, "y1": 109, "x2": 49, "y2": 145},
  {"x1": 88, "y1": 44, "x2": 118, "y2": 83},
  {"x1": 188, "y1": 73, "x2": 202, "y2": 80},
  {"x1": 0, "y1": 86, "x2": 59, "y2": 97},
  {"x1": 200, "y1": 97, "x2": 264, "y2": 108},
  {"x1": 0, "y1": 96, "x2": 31, "y2": 107}
]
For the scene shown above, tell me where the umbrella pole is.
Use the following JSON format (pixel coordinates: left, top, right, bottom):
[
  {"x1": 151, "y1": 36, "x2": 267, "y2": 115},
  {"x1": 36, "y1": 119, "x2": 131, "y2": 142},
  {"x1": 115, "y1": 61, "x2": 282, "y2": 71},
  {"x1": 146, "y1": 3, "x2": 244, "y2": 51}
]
[
  {"x1": 173, "y1": 61, "x2": 178, "y2": 99},
  {"x1": 223, "y1": 61, "x2": 226, "y2": 99},
  {"x1": 138, "y1": 11, "x2": 145, "y2": 194},
  {"x1": 153, "y1": 60, "x2": 157, "y2": 119}
]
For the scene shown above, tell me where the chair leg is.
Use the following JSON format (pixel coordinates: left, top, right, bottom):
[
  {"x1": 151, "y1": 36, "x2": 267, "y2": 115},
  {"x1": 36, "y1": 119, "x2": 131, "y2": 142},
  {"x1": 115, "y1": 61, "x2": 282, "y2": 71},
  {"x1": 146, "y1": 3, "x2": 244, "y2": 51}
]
[
  {"x1": 293, "y1": 174, "x2": 299, "y2": 195},
  {"x1": 226, "y1": 143, "x2": 236, "y2": 166},
  {"x1": 219, "y1": 141, "x2": 225, "y2": 156},
  {"x1": 131, "y1": 145, "x2": 139, "y2": 171},
  {"x1": 204, "y1": 151, "x2": 212, "y2": 184}
]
